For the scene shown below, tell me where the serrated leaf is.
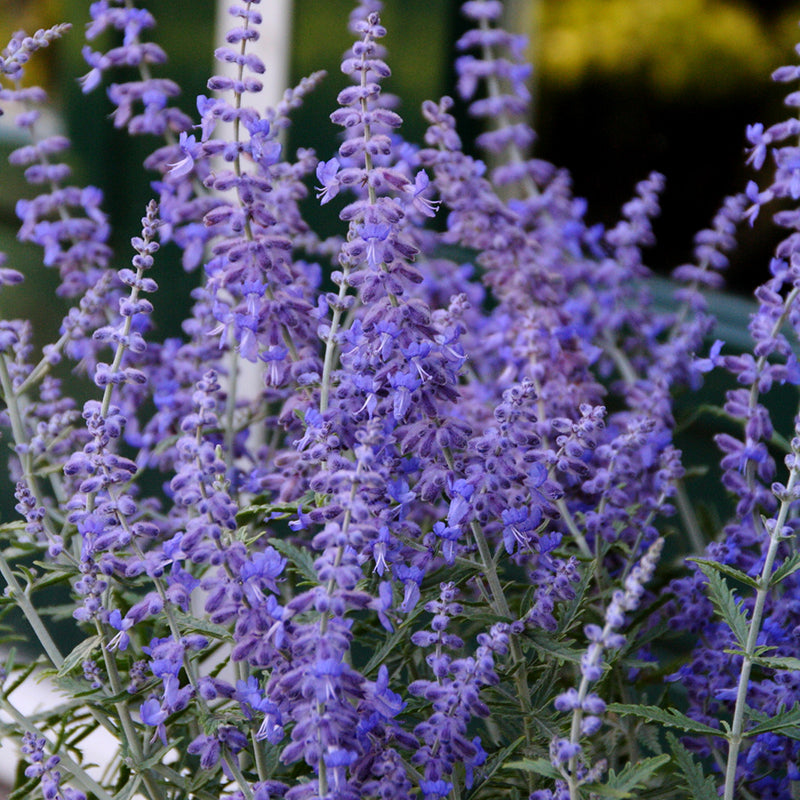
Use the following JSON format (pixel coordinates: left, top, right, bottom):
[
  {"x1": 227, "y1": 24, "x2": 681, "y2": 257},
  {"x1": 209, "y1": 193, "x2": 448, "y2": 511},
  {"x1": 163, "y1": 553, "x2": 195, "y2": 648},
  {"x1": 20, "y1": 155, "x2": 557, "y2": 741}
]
[
  {"x1": 750, "y1": 655, "x2": 800, "y2": 672},
  {"x1": 667, "y1": 733, "x2": 718, "y2": 800},
  {"x1": 745, "y1": 703, "x2": 800, "y2": 737},
  {"x1": 769, "y1": 551, "x2": 800, "y2": 586},
  {"x1": 267, "y1": 537, "x2": 317, "y2": 584},
  {"x1": 692, "y1": 562, "x2": 750, "y2": 648},
  {"x1": 609, "y1": 703, "x2": 722, "y2": 737},
  {"x1": 504, "y1": 757, "x2": 561, "y2": 780},
  {"x1": 57, "y1": 635, "x2": 102, "y2": 678},
  {"x1": 767, "y1": 727, "x2": 800, "y2": 741},
  {"x1": 689, "y1": 558, "x2": 758, "y2": 590},
  {"x1": 586, "y1": 754, "x2": 670, "y2": 798},
  {"x1": 523, "y1": 631, "x2": 583, "y2": 665}
]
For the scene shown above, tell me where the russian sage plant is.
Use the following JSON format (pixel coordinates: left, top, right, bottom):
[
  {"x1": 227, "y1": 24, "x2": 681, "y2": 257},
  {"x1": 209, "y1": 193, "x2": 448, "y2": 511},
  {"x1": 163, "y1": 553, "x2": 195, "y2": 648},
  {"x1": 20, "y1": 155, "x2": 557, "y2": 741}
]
[{"x1": 0, "y1": 1, "x2": 799, "y2": 799}]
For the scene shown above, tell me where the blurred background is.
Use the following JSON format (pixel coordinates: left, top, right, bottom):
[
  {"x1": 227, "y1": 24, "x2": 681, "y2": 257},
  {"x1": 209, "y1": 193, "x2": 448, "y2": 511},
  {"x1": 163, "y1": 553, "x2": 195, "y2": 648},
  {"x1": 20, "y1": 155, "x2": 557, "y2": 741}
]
[{"x1": 3, "y1": 0, "x2": 800, "y2": 299}]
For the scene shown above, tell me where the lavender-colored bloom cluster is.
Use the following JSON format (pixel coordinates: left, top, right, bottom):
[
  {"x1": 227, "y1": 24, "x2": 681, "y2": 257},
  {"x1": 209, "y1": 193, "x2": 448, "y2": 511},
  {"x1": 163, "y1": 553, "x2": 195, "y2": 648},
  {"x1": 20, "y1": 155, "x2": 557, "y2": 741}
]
[{"x1": 3, "y1": 2, "x2": 800, "y2": 800}]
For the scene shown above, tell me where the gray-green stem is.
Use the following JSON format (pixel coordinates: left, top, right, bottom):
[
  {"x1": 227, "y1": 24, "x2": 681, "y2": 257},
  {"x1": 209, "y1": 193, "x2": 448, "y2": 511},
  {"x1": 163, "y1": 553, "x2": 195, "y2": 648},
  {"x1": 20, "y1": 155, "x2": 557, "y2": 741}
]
[
  {"x1": 722, "y1": 460, "x2": 799, "y2": 800},
  {"x1": 94, "y1": 618, "x2": 166, "y2": 800},
  {"x1": 0, "y1": 554, "x2": 63, "y2": 668}
]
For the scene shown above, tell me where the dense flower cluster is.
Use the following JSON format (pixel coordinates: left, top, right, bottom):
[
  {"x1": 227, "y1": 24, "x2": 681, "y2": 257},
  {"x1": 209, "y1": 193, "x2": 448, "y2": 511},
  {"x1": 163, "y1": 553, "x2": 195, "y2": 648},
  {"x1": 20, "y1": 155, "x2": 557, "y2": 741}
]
[{"x1": 2, "y1": 2, "x2": 800, "y2": 800}]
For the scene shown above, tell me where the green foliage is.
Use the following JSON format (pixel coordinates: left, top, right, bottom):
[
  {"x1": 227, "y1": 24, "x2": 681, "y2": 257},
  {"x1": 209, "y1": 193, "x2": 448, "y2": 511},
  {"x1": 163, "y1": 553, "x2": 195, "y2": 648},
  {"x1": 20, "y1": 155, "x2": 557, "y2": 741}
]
[
  {"x1": 608, "y1": 704, "x2": 723, "y2": 737},
  {"x1": 666, "y1": 734, "x2": 718, "y2": 800},
  {"x1": 585, "y1": 754, "x2": 671, "y2": 798},
  {"x1": 691, "y1": 560, "x2": 750, "y2": 648}
]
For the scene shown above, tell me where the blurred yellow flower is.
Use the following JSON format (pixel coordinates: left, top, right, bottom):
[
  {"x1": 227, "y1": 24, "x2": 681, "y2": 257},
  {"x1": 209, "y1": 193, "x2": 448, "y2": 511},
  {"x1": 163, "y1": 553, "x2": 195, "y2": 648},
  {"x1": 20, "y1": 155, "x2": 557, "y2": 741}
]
[{"x1": 540, "y1": 0, "x2": 780, "y2": 95}]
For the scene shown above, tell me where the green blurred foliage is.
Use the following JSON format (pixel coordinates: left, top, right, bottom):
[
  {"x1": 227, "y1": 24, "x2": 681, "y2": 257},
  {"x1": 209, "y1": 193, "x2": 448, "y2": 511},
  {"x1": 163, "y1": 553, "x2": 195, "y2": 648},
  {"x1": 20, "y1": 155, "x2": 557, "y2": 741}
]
[{"x1": 289, "y1": 0, "x2": 453, "y2": 155}]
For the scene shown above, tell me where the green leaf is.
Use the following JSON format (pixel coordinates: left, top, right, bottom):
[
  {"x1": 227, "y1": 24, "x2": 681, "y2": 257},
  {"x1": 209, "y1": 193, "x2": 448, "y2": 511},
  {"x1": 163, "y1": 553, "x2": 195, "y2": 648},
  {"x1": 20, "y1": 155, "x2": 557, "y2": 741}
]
[
  {"x1": 55, "y1": 673, "x2": 138, "y2": 706},
  {"x1": 236, "y1": 501, "x2": 300, "y2": 526},
  {"x1": 688, "y1": 557, "x2": 758, "y2": 590},
  {"x1": 667, "y1": 733, "x2": 718, "y2": 800},
  {"x1": 148, "y1": 761, "x2": 193, "y2": 793},
  {"x1": 0, "y1": 521, "x2": 28, "y2": 537},
  {"x1": 750, "y1": 655, "x2": 800, "y2": 672},
  {"x1": 171, "y1": 608, "x2": 232, "y2": 641},
  {"x1": 586, "y1": 754, "x2": 670, "y2": 798},
  {"x1": 258, "y1": 740, "x2": 282, "y2": 779},
  {"x1": 692, "y1": 561, "x2": 750, "y2": 648},
  {"x1": 770, "y1": 551, "x2": 800, "y2": 586},
  {"x1": 523, "y1": 631, "x2": 584, "y2": 665},
  {"x1": 268, "y1": 536, "x2": 318, "y2": 584},
  {"x1": 555, "y1": 553, "x2": 595, "y2": 634},
  {"x1": 608, "y1": 703, "x2": 722, "y2": 737},
  {"x1": 140, "y1": 739, "x2": 183, "y2": 771},
  {"x1": 472, "y1": 735, "x2": 526, "y2": 791},
  {"x1": 185, "y1": 760, "x2": 224, "y2": 794},
  {"x1": 504, "y1": 757, "x2": 561, "y2": 781},
  {"x1": 8, "y1": 777, "x2": 38, "y2": 800},
  {"x1": 57, "y1": 635, "x2": 102, "y2": 678},
  {"x1": 745, "y1": 703, "x2": 800, "y2": 737},
  {"x1": 110, "y1": 774, "x2": 142, "y2": 800},
  {"x1": 3, "y1": 654, "x2": 38, "y2": 697},
  {"x1": 362, "y1": 603, "x2": 426, "y2": 676},
  {"x1": 30, "y1": 562, "x2": 74, "y2": 589}
]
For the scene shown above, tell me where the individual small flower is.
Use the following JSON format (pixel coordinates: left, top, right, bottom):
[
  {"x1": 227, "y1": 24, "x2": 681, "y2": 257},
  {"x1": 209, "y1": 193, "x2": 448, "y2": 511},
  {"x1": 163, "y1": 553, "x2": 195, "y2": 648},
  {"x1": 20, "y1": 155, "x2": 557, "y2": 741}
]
[
  {"x1": 108, "y1": 608, "x2": 133, "y2": 651},
  {"x1": 406, "y1": 170, "x2": 439, "y2": 217},
  {"x1": 140, "y1": 698, "x2": 168, "y2": 744},
  {"x1": 551, "y1": 738, "x2": 581, "y2": 766},
  {"x1": 501, "y1": 504, "x2": 542, "y2": 555},
  {"x1": 745, "y1": 122, "x2": 770, "y2": 171},
  {"x1": 694, "y1": 339, "x2": 724, "y2": 374},
  {"x1": 167, "y1": 131, "x2": 198, "y2": 178},
  {"x1": 316, "y1": 157, "x2": 342, "y2": 204},
  {"x1": 246, "y1": 118, "x2": 282, "y2": 168},
  {"x1": 446, "y1": 479, "x2": 474, "y2": 526}
]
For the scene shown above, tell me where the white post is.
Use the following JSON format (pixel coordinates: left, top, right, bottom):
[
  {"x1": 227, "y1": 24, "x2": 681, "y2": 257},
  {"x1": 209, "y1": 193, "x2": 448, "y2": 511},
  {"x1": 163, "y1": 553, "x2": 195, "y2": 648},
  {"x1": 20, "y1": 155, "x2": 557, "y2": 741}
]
[{"x1": 214, "y1": 0, "x2": 294, "y2": 110}]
